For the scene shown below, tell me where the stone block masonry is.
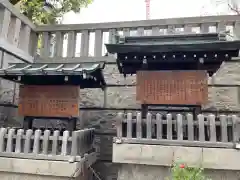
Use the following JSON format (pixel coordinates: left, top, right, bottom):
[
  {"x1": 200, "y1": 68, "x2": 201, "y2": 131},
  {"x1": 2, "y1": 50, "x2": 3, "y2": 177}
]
[
  {"x1": 0, "y1": 157, "x2": 84, "y2": 179},
  {"x1": 2, "y1": 62, "x2": 240, "y2": 111},
  {"x1": 113, "y1": 144, "x2": 240, "y2": 170},
  {"x1": 114, "y1": 144, "x2": 240, "y2": 180},
  {"x1": 76, "y1": 62, "x2": 240, "y2": 111},
  {"x1": 117, "y1": 164, "x2": 240, "y2": 180}
]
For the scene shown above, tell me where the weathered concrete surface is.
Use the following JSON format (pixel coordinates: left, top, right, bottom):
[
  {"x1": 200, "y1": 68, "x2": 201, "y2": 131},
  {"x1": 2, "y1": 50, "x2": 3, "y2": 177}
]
[
  {"x1": 113, "y1": 144, "x2": 240, "y2": 171},
  {"x1": 93, "y1": 161, "x2": 119, "y2": 180},
  {"x1": 0, "y1": 52, "x2": 21, "y2": 104},
  {"x1": 0, "y1": 157, "x2": 80, "y2": 177},
  {"x1": 0, "y1": 173, "x2": 72, "y2": 180},
  {"x1": 202, "y1": 148, "x2": 240, "y2": 170},
  {"x1": 117, "y1": 164, "x2": 240, "y2": 180},
  {"x1": 0, "y1": 157, "x2": 92, "y2": 180}
]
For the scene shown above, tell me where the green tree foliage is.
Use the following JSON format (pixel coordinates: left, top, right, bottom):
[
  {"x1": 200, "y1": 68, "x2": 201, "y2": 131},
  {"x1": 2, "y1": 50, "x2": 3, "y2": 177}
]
[{"x1": 9, "y1": 0, "x2": 93, "y2": 24}]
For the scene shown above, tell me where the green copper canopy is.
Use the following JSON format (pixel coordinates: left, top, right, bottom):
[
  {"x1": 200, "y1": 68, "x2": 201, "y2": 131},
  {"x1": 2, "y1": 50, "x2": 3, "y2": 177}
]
[
  {"x1": 0, "y1": 62, "x2": 106, "y2": 88},
  {"x1": 105, "y1": 33, "x2": 240, "y2": 76}
]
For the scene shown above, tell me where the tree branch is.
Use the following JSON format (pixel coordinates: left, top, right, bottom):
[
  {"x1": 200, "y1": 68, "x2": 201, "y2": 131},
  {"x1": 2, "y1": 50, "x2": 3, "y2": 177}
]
[{"x1": 228, "y1": 1, "x2": 240, "y2": 14}]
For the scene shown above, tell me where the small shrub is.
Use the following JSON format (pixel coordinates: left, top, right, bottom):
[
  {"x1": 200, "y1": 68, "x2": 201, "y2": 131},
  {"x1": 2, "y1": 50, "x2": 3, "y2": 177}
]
[{"x1": 166, "y1": 162, "x2": 211, "y2": 180}]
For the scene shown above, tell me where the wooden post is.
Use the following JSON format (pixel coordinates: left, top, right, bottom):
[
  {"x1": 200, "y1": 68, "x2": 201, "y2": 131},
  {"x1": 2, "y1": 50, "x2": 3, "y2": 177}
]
[
  {"x1": 23, "y1": 117, "x2": 33, "y2": 130},
  {"x1": 193, "y1": 106, "x2": 201, "y2": 121},
  {"x1": 66, "y1": 117, "x2": 77, "y2": 131},
  {"x1": 141, "y1": 104, "x2": 148, "y2": 119}
]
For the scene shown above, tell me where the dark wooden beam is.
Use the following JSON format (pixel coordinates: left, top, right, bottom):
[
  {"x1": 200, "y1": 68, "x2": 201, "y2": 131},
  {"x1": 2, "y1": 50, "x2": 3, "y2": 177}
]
[
  {"x1": 106, "y1": 84, "x2": 240, "y2": 88},
  {"x1": 1, "y1": 103, "x2": 240, "y2": 114}
]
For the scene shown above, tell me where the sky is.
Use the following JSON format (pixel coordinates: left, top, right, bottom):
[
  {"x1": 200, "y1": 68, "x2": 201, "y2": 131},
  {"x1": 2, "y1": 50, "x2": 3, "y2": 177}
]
[{"x1": 62, "y1": 0, "x2": 232, "y2": 24}]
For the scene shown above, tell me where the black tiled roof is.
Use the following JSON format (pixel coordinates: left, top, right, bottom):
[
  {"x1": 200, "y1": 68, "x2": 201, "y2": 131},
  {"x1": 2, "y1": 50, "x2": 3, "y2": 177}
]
[
  {"x1": 105, "y1": 33, "x2": 240, "y2": 76},
  {"x1": 105, "y1": 33, "x2": 233, "y2": 53},
  {"x1": 0, "y1": 62, "x2": 106, "y2": 88}
]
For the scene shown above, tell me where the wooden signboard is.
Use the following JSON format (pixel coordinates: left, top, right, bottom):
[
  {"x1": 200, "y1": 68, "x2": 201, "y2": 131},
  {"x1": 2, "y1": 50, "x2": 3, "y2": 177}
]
[
  {"x1": 136, "y1": 71, "x2": 208, "y2": 105},
  {"x1": 18, "y1": 85, "x2": 80, "y2": 117}
]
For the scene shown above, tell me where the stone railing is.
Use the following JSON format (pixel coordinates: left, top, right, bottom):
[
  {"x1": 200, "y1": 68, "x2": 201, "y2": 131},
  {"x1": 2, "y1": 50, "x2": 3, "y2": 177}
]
[
  {"x1": 2, "y1": 0, "x2": 240, "y2": 63},
  {"x1": 0, "y1": 0, "x2": 36, "y2": 63},
  {"x1": 114, "y1": 112, "x2": 240, "y2": 148},
  {"x1": 0, "y1": 127, "x2": 95, "y2": 162},
  {"x1": 0, "y1": 1, "x2": 37, "y2": 104},
  {"x1": 36, "y1": 15, "x2": 240, "y2": 62}
]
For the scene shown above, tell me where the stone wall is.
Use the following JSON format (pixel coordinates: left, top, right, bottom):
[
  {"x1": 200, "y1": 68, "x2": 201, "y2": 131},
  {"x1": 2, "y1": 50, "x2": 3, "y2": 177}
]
[
  {"x1": 0, "y1": 52, "x2": 22, "y2": 104},
  {"x1": 78, "y1": 62, "x2": 240, "y2": 111},
  {"x1": 0, "y1": 60, "x2": 240, "y2": 179},
  {"x1": 0, "y1": 173, "x2": 68, "y2": 180},
  {"x1": 117, "y1": 164, "x2": 240, "y2": 180},
  {"x1": 93, "y1": 162, "x2": 119, "y2": 180},
  {"x1": 113, "y1": 144, "x2": 240, "y2": 180},
  {"x1": 75, "y1": 61, "x2": 240, "y2": 179}
]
